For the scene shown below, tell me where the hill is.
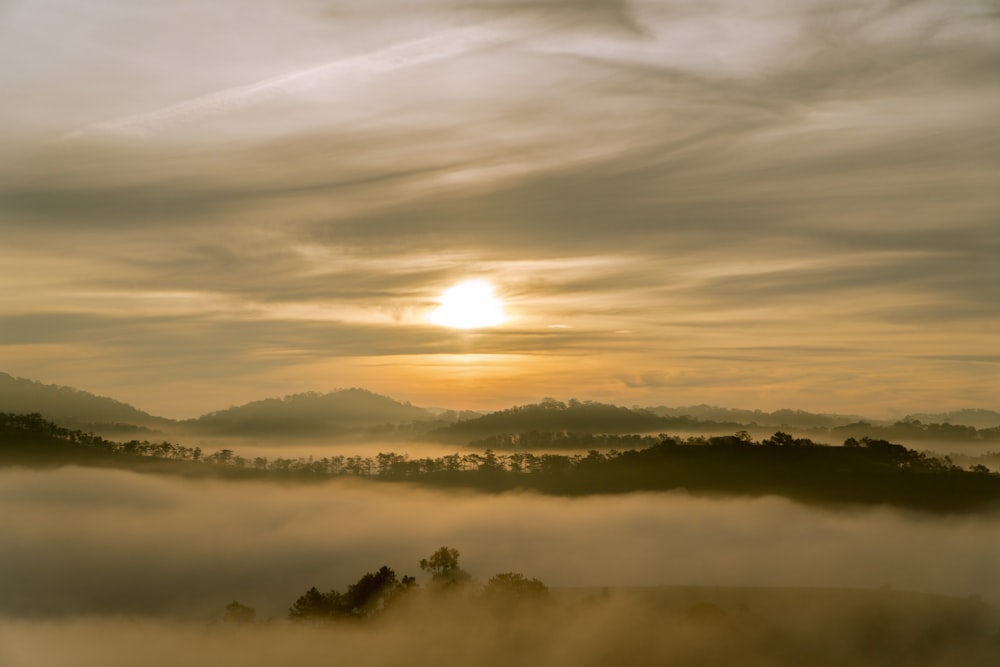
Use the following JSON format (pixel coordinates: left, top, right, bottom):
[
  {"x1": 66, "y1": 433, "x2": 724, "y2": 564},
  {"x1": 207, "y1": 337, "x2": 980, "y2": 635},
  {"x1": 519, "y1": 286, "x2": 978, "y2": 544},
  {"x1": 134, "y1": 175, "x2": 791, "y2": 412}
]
[
  {"x1": 183, "y1": 388, "x2": 436, "y2": 437},
  {"x1": 902, "y1": 409, "x2": 1000, "y2": 429},
  {"x1": 427, "y1": 398, "x2": 743, "y2": 443},
  {"x1": 0, "y1": 372, "x2": 169, "y2": 433},
  {"x1": 4, "y1": 372, "x2": 998, "y2": 446},
  {"x1": 644, "y1": 404, "x2": 866, "y2": 429}
]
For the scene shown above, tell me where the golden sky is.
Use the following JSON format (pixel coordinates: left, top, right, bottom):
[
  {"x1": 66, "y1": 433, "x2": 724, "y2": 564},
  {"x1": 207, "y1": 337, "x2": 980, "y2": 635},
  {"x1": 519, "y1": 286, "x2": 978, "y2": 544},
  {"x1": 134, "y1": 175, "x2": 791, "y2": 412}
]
[{"x1": 1, "y1": 0, "x2": 998, "y2": 418}]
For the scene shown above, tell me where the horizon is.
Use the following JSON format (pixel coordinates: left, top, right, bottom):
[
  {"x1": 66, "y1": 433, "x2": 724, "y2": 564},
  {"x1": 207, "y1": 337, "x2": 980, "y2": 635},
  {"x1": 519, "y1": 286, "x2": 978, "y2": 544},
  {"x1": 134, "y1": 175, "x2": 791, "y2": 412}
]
[
  {"x1": 3, "y1": 4, "x2": 999, "y2": 656},
  {"x1": 2, "y1": 0, "x2": 999, "y2": 421},
  {"x1": 4, "y1": 369, "x2": 999, "y2": 426}
]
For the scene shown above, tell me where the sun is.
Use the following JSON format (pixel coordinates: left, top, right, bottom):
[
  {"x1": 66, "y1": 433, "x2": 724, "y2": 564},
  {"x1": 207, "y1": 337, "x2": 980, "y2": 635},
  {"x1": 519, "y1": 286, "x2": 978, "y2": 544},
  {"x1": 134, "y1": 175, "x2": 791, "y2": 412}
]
[{"x1": 429, "y1": 280, "x2": 507, "y2": 329}]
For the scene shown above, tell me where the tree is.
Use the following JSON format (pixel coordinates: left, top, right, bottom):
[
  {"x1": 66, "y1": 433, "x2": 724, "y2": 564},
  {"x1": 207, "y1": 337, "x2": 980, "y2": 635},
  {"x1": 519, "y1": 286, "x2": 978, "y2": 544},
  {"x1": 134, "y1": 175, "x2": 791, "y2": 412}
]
[
  {"x1": 483, "y1": 572, "x2": 549, "y2": 599},
  {"x1": 288, "y1": 586, "x2": 344, "y2": 621},
  {"x1": 480, "y1": 449, "x2": 503, "y2": 472},
  {"x1": 420, "y1": 546, "x2": 470, "y2": 587},
  {"x1": 376, "y1": 452, "x2": 407, "y2": 477},
  {"x1": 764, "y1": 431, "x2": 794, "y2": 446},
  {"x1": 289, "y1": 566, "x2": 416, "y2": 622},
  {"x1": 222, "y1": 600, "x2": 256, "y2": 624},
  {"x1": 344, "y1": 565, "x2": 409, "y2": 616}
]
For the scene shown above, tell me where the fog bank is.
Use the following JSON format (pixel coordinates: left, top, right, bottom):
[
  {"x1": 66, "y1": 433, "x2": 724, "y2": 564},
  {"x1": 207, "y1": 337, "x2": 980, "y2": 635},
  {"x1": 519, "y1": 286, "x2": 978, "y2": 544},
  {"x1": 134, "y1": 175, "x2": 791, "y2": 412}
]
[
  {"x1": 1, "y1": 467, "x2": 998, "y2": 619},
  {"x1": 3, "y1": 589, "x2": 998, "y2": 667}
]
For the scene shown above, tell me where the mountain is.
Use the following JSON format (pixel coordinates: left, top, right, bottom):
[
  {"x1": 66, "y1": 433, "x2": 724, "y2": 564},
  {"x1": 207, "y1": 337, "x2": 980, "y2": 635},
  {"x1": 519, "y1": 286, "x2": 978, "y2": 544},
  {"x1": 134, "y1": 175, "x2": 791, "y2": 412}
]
[
  {"x1": 183, "y1": 388, "x2": 436, "y2": 437},
  {"x1": 0, "y1": 374, "x2": 446, "y2": 440},
  {"x1": 427, "y1": 398, "x2": 744, "y2": 442},
  {"x1": 644, "y1": 404, "x2": 867, "y2": 429},
  {"x1": 902, "y1": 409, "x2": 1000, "y2": 429},
  {"x1": 6, "y1": 371, "x2": 996, "y2": 445},
  {"x1": 0, "y1": 372, "x2": 169, "y2": 433}
]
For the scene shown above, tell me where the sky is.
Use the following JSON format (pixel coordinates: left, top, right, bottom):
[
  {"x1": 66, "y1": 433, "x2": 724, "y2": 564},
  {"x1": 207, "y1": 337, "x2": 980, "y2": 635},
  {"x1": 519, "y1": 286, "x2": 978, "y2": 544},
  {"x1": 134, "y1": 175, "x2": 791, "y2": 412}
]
[{"x1": 1, "y1": 0, "x2": 998, "y2": 419}]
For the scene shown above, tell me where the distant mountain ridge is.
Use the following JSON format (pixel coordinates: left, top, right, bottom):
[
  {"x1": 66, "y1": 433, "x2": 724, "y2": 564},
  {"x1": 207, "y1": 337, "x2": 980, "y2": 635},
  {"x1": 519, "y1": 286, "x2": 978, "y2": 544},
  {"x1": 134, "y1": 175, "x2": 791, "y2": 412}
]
[
  {"x1": 901, "y1": 409, "x2": 1000, "y2": 429},
  {"x1": 645, "y1": 404, "x2": 867, "y2": 429},
  {"x1": 2, "y1": 372, "x2": 998, "y2": 443}
]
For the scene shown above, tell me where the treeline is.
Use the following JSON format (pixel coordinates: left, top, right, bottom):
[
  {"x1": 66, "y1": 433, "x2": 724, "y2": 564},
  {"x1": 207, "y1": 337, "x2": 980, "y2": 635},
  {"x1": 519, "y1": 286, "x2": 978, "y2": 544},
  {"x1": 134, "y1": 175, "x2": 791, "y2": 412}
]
[
  {"x1": 0, "y1": 412, "x2": 204, "y2": 464},
  {"x1": 831, "y1": 419, "x2": 1000, "y2": 443},
  {"x1": 470, "y1": 431, "x2": 663, "y2": 450},
  {"x1": 4, "y1": 413, "x2": 1000, "y2": 511}
]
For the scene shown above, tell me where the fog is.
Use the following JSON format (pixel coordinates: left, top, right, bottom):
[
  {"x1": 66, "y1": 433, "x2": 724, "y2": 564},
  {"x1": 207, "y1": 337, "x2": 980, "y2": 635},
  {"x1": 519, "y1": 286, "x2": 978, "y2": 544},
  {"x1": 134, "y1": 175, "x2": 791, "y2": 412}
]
[
  {"x1": 2, "y1": 466, "x2": 999, "y2": 665},
  {"x1": 4, "y1": 589, "x2": 998, "y2": 667},
  {"x1": 166, "y1": 434, "x2": 471, "y2": 462},
  {"x1": 1, "y1": 466, "x2": 998, "y2": 619}
]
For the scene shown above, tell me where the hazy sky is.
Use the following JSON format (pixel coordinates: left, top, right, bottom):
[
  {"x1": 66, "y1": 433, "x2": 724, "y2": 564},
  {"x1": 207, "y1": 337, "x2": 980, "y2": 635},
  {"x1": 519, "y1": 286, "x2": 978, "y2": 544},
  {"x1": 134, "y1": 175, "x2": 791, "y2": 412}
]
[{"x1": 1, "y1": 0, "x2": 998, "y2": 418}]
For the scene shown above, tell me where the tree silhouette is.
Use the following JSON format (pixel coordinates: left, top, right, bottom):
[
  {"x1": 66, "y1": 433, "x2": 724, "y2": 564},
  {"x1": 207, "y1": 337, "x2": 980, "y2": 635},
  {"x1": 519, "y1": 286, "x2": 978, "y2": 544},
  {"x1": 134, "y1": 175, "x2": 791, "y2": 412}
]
[
  {"x1": 343, "y1": 565, "x2": 412, "y2": 616},
  {"x1": 222, "y1": 600, "x2": 256, "y2": 624},
  {"x1": 288, "y1": 586, "x2": 345, "y2": 621},
  {"x1": 420, "y1": 546, "x2": 470, "y2": 587},
  {"x1": 483, "y1": 572, "x2": 549, "y2": 600},
  {"x1": 289, "y1": 566, "x2": 416, "y2": 621}
]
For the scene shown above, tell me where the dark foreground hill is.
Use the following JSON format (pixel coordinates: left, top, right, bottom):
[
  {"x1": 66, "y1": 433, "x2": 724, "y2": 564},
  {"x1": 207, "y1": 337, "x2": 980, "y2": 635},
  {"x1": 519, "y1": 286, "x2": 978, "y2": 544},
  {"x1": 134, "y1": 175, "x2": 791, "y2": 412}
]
[{"x1": 4, "y1": 413, "x2": 1000, "y2": 513}]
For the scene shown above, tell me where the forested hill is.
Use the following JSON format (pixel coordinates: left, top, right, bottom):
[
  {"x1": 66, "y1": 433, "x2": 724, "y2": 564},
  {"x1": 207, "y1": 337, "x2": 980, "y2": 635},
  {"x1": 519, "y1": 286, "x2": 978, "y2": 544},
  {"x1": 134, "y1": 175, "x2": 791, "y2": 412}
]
[
  {"x1": 903, "y1": 409, "x2": 1000, "y2": 430},
  {"x1": 431, "y1": 399, "x2": 1000, "y2": 446},
  {"x1": 0, "y1": 372, "x2": 167, "y2": 432},
  {"x1": 646, "y1": 405, "x2": 865, "y2": 429},
  {"x1": 428, "y1": 398, "x2": 742, "y2": 442},
  {"x1": 5, "y1": 412, "x2": 1000, "y2": 513},
  {"x1": 0, "y1": 412, "x2": 203, "y2": 467},
  {"x1": 182, "y1": 388, "x2": 435, "y2": 436},
  {"x1": 4, "y1": 372, "x2": 998, "y2": 444}
]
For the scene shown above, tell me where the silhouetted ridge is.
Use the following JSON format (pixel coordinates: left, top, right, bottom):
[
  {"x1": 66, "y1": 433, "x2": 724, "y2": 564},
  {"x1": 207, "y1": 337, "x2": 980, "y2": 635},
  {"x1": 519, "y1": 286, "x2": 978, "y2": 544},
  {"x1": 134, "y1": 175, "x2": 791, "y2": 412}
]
[
  {"x1": 186, "y1": 388, "x2": 434, "y2": 436},
  {"x1": 0, "y1": 412, "x2": 204, "y2": 466},
  {"x1": 5, "y1": 372, "x2": 999, "y2": 444},
  {"x1": 4, "y1": 413, "x2": 1000, "y2": 512},
  {"x1": 902, "y1": 409, "x2": 1000, "y2": 429},
  {"x1": 428, "y1": 398, "x2": 741, "y2": 441},
  {"x1": 0, "y1": 372, "x2": 167, "y2": 430},
  {"x1": 645, "y1": 404, "x2": 866, "y2": 429}
]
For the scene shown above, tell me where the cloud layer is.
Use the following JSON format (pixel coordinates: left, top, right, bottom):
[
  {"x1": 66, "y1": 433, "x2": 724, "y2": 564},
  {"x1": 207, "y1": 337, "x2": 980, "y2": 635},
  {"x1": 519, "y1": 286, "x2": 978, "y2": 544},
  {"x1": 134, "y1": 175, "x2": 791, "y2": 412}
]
[
  {"x1": 1, "y1": 467, "x2": 998, "y2": 619},
  {"x1": 1, "y1": 0, "x2": 998, "y2": 416}
]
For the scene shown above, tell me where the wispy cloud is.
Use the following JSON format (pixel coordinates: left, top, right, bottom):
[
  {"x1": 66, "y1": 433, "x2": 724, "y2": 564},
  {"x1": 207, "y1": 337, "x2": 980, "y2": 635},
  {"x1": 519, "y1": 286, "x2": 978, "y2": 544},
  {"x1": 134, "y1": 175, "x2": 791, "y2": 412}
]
[
  {"x1": 68, "y1": 22, "x2": 525, "y2": 139},
  {"x1": 1, "y1": 0, "x2": 998, "y2": 416}
]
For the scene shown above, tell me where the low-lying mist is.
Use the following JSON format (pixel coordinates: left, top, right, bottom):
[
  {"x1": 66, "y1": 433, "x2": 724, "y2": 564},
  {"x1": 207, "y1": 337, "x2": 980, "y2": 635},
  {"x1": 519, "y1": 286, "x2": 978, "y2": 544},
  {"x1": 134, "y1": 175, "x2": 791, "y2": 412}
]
[
  {"x1": 170, "y1": 434, "x2": 471, "y2": 462},
  {"x1": 3, "y1": 587, "x2": 998, "y2": 667},
  {"x1": 1, "y1": 466, "x2": 998, "y2": 620}
]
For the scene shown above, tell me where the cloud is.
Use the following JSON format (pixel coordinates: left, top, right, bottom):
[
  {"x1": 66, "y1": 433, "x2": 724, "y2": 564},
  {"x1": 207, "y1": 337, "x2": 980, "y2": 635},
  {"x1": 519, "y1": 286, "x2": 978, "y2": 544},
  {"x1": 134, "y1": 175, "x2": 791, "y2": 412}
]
[
  {"x1": 70, "y1": 22, "x2": 525, "y2": 140},
  {"x1": 619, "y1": 373, "x2": 675, "y2": 389},
  {"x1": 0, "y1": 0, "x2": 998, "y2": 416}
]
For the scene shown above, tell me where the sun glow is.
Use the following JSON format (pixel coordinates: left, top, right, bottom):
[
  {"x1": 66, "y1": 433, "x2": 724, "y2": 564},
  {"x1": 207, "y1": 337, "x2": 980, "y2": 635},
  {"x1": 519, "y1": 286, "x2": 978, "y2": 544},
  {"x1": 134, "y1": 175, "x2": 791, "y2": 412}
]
[{"x1": 429, "y1": 280, "x2": 507, "y2": 329}]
